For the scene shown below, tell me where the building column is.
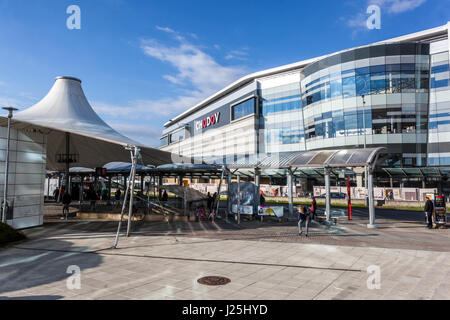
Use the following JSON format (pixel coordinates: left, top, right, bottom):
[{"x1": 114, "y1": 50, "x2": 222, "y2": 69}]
[{"x1": 325, "y1": 167, "x2": 331, "y2": 222}]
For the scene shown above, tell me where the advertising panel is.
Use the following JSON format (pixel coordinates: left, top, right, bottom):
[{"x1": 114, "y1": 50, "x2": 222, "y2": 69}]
[
  {"x1": 231, "y1": 204, "x2": 253, "y2": 215},
  {"x1": 257, "y1": 206, "x2": 284, "y2": 218}
]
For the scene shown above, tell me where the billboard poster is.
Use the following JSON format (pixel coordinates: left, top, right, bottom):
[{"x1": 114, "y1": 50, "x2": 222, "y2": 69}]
[
  {"x1": 257, "y1": 206, "x2": 284, "y2": 218},
  {"x1": 231, "y1": 204, "x2": 253, "y2": 215}
]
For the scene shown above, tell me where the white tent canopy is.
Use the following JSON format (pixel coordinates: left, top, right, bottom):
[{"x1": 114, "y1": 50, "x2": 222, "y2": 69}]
[{"x1": 0, "y1": 76, "x2": 174, "y2": 171}]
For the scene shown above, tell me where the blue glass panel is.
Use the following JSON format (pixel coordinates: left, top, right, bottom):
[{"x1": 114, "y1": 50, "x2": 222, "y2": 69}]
[
  {"x1": 355, "y1": 67, "x2": 370, "y2": 75},
  {"x1": 342, "y1": 76, "x2": 356, "y2": 98},
  {"x1": 370, "y1": 65, "x2": 385, "y2": 73},
  {"x1": 232, "y1": 98, "x2": 255, "y2": 120},
  {"x1": 431, "y1": 64, "x2": 449, "y2": 73},
  {"x1": 330, "y1": 79, "x2": 342, "y2": 98},
  {"x1": 356, "y1": 74, "x2": 371, "y2": 96}
]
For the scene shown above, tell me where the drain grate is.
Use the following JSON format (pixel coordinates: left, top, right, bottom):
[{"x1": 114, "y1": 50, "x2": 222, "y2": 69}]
[{"x1": 197, "y1": 276, "x2": 231, "y2": 286}]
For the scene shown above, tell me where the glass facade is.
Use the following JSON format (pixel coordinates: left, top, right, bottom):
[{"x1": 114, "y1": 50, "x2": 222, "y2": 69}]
[
  {"x1": 428, "y1": 50, "x2": 450, "y2": 166},
  {"x1": 260, "y1": 79, "x2": 305, "y2": 153},
  {"x1": 162, "y1": 41, "x2": 450, "y2": 170},
  {"x1": 231, "y1": 97, "x2": 255, "y2": 120},
  {"x1": 261, "y1": 43, "x2": 432, "y2": 167}
]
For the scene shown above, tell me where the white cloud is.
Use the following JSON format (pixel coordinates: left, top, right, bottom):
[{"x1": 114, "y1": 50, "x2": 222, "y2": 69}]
[
  {"x1": 156, "y1": 26, "x2": 175, "y2": 34},
  {"x1": 141, "y1": 38, "x2": 247, "y2": 95},
  {"x1": 225, "y1": 49, "x2": 249, "y2": 61},
  {"x1": 369, "y1": 0, "x2": 426, "y2": 13},
  {"x1": 93, "y1": 27, "x2": 250, "y2": 144},
  {"x1": 344, "y1": 0, "x2": 426, "y2": 31}
]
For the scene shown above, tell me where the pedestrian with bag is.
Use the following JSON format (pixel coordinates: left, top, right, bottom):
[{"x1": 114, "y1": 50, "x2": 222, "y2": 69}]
[
  {"x1": 424, "y1": 196, "x2": 434, "y2": 229},
  {"x1": 298, "y1": 205, "x2": 311, "y2": 237}
]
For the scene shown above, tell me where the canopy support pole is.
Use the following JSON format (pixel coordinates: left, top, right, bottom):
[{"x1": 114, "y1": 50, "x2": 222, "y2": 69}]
[
  {"x1": 255, "y1": 168, "x2": 261, "y2": 214},
  {"x1": 367, "y1": 167, "x2": 377, "y2": 229},
  {"x1": 126, "y1": 146, "x2": 140, "y2": 237},
  {"x1": 65, "y1": 132, "x2": 70, "y2": 194},
  {"x1": 112, "y1": 145, "x2": 140, "y2": 248},
  {"x1": 226, "y1": 172, "x2": 231, "y2": 223},
  {"x1": 325, "y1": 167, "x2": 331, "y2": 222},
  {"x1": 288, "y1": 168, "x2": 294, "y2": 221},
  {"x1": 215, "y1": 166, "x2": 225, "y2": 219},
  {"x1": 237, "y1": 174, "x2": 241, "y2": 225}
]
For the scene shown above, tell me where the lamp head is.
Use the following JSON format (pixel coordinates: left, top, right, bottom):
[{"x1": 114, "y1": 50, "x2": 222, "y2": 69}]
[{"x1": 2, "y1": 107, "x2": 18, "y2": 118}]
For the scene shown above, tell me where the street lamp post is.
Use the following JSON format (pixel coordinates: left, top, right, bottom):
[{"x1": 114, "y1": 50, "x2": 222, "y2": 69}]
[{"x1": 2, "y1": 107, "x2": 18, "y2": 224}]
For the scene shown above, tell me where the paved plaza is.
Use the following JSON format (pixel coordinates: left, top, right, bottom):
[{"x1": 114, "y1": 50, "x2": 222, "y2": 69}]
[{"x1": 1, "y1": 207, "x2": 450, "y2": 300}]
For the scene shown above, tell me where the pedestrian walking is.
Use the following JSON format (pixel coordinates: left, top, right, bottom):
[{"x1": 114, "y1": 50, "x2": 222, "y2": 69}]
[
  {"x1": 161, "y1": 190, "x2": 168, "y2": 202},
  {"x1": 53, "y1": 187, "x2": 60, "y2": 202},
  {"x1": 88, "y1": 186, "x2": 97, "y2": 212},
  {"x1": 424, "y1": 196, "x2": 434, "y2": 229},
  {"x1": 115, "y1": 188, "x2": 121, "y2": 208},
  {"x1": 310, "y1": 196, "x2": 317, "y2": 220},
  {"x1": 207, "y1": 192, "x2": 212, "y2": 213},
  {"x1": 62, "y1": 191, "x2": 71, "y2": 219},
  {"x1": 260, "y1": 191, "x2": 265, "y2": 205},
  {"x1": 298, "y1": 205, "x2": 311, "y2": 237}
]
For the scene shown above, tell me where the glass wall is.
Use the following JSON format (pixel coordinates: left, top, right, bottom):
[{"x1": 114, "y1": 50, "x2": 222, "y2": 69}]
[
  {"x1": 260, "y1": 78, "x2": 304, "y2": 153},
  {"x1": 428, "y1": 50, "x2": 450, "y2": 166},
  {"x1": 260, "y1": 43, "x2": 429, "y2": 166},
  {"x1": 231, "y1": 97, "x2": 255, "y2": 120}
]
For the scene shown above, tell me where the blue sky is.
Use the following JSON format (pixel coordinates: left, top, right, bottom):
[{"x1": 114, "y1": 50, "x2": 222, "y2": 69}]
[{"x1": 0, "y1": 0, "x2": 449, "y2": 146}]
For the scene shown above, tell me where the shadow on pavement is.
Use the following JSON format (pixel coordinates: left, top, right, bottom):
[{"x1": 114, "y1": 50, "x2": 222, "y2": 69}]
[{"x1": 0, "y1": 239, "x2": 102, "y2": 296}]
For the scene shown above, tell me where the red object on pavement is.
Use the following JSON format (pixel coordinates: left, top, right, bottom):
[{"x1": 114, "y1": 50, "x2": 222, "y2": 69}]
[{"x1": 347, "y1": 176, "x2": 352, "y2": 220}]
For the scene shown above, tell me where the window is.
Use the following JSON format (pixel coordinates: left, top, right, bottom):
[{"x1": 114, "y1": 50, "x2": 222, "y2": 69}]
[
  {"x1": 232, "y1": 97, "x2": 255, "y2": 120},
  {"x1": 356, "y1": 74, "x2": 371, "y2": 96},
  {"x1": 370, "y1": 72, "x2": 386, "y2": 94},
  {"x1": 342, "y1": 76, "x2": 356, "y2": 98},
  {"x1": 160, "y1": 136, "x2": 169, "y2": 146},
  {"x1": 169, "y1": 129, "x2": 185, "y2": 143},
  {"x1": 330, "y1": 79, "x2": 342, "y2": 98}
]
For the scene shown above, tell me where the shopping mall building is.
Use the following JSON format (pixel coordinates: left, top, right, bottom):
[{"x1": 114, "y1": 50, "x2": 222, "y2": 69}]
[{"x1": 160, "y1": 23, "x2": 450, "y2": 192}]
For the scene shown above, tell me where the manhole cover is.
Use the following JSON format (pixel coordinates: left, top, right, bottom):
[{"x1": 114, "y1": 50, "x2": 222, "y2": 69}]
[{"x1": 197, "y1": 276, "x2": 231, "y2": 286}]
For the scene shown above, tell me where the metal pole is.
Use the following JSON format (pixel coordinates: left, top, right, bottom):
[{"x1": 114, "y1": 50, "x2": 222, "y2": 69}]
[
  {"x1": 255, "y1": 168, "x2": 261, "y2": 213},
  {"x1": 226, "y1": 172, "x2": 231, "y2": 223},
  {"x1": 367, "y1": 168, "x2": 377, "y2": 228},
  {"x1": 288, "y1": 169, "x2": 294, "y2": 221},
  {"x1": 65, "y1": 132, "x2": 70, "y2": 193},
  {"x1": 325, "y1": 167, "x2": 331, "y2": 222},
  {"x1": 112, "y1": 146, "x2": 137, "y2": 248},
  {"x1": 215, "y1": 166, "x2": 225, "y2": 219},
  {"x1": 237, "y1": 174, "x2": 241, "y2": 225},
  {"x1": 362, "y1": 95, "x2": 367, "y2": 149},
  {"x1": 126, "y1": 146, "x2": 139, "y2": 237},
  {"x1": 2, "y1": 107, "x2": 17, "y2": 223},
  {"x1": 47, "y1": 176, "x2": 50, "y2": 200}
]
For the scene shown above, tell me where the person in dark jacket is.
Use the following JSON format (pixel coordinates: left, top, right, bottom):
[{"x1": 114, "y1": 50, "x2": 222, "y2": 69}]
[
  {"x1": 53, "y1": 187, "x2": 60, "y2": 202},
  {"x1": 298, "y1": 205, "x2": 311, "y2": 237},
  {"x1": 424, "y1": 196, "x2": 434, "y2": 229},
  {"x1": 260, "y1": 192, "x2": 265, "y2": 205},
  {"x1": 115, "y1": 188, "x2": 122, "y2": 208},
  {"x1": 161, "y1": 190, "x2": 168, "y2": 202},
  {"x1": 310, "y1": 196, "x2": 317, "y2": 220},
  {"x1": 62, "y1": 192, "x2": 71, "y2": 219},
  {"x1": 207, "y1": 192, "x2": 212, "y2": 213}
]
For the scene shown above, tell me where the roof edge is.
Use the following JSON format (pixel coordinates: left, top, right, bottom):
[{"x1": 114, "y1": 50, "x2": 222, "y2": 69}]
[{"x1": 164, "y1": 22, "x2": 449, "y2": 129}]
